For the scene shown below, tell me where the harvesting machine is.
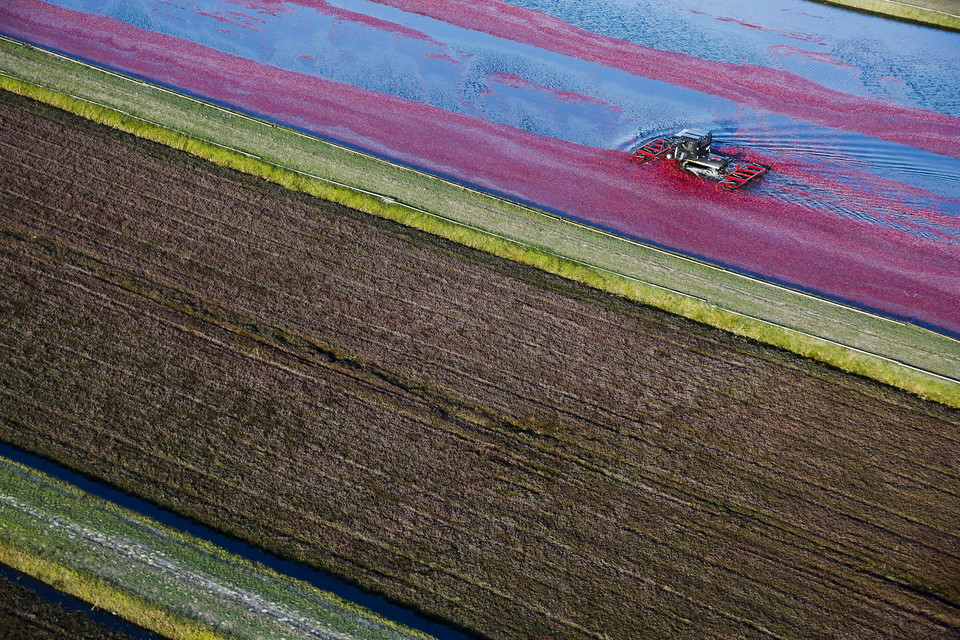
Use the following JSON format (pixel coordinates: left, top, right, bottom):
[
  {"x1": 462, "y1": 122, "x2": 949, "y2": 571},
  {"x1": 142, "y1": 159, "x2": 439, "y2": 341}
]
[{"x1": 632, "y1": 129, "x2": 769, "y2": 190}]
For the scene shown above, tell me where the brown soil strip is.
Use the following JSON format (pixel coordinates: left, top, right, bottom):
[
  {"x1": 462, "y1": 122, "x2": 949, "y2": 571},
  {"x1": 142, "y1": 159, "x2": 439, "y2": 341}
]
[{"x1": 1, "y1": 88, "x2": 958, "y2": 639}]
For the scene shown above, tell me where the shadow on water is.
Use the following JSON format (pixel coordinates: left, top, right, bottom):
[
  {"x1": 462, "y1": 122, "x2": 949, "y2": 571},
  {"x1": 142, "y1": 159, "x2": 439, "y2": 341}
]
[{"x1": 0, "y1": 442, "x2": 472, "y2": 640}]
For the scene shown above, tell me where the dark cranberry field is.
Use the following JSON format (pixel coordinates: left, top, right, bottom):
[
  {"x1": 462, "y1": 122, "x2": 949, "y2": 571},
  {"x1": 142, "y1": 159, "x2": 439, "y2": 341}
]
[{"x1": 2, "y1": 90, "x2": 959, "y2": 639}]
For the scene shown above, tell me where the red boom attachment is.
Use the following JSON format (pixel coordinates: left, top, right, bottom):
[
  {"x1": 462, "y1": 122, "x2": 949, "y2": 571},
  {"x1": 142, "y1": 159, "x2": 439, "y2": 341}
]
[
  {"x1": 719, "y1": 163, "x2": 770, "y2": 191},
  {"x1": 631, "y1": 132, "x2": 770, "y2": 191},
  {"x1": 631, "y1": 138, "x2": 670, "y2": 164}
]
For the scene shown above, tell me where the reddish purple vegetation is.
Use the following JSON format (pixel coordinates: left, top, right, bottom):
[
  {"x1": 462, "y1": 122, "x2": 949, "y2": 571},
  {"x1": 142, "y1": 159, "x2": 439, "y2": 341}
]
[
  {"x1": 195, "y1": 10, "x2": 262, "y2": 31},
  {"x1": 3, "y1": 0, "x2": 959, "y2": 334},
  {"x1": 424, "y1": 51, "x2": 458, "y2": 64},
  {"x1": 716, "y1": 17, "x2": 766, "y2": 31},
  {"x1": 487, "y1": 72, "x2": 622, "y2": 109},
  {"x1": 716, "y1": 16, "x2": 828, "y2": 43},
  {"x1": 228, "y1": 0, "x2": 444, "y2": 46},
  {"x1": 221, "y1": 0, "x2": 293, "y2": 17},
  {"x1": 767, "y1": 44, "x2": 857, "y2": 68},
  {"x1": 363, "y1": 0, "x2": 960, "y2": 159}
]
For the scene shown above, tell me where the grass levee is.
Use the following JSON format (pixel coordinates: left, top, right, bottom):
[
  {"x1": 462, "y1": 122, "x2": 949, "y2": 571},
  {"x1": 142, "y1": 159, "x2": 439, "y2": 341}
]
[{"x1": 0, "y1": 546, "x2": 220, "y2": 640}]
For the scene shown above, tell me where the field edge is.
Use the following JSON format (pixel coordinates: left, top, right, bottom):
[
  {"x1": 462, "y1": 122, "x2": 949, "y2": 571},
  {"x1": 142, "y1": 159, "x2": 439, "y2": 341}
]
[
  {"x1": 810, "y1": 0, "x2": 960, "y2": 31},
  {"x1": 1, "y1": 55, "x2": 957, "y2": 408}
]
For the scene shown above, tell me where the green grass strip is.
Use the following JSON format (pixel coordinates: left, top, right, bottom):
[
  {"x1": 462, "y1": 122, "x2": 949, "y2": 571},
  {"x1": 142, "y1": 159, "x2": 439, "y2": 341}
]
[
  {"x1": 0, "y1": 545, "x2": 226, "y2": 640},
  {"x1": 812, "y1": 0, "x2": 960, "y2": 30},
  {"x1": 1, "y1": 37, "x2": 958, "y2": 408},
  {"x1": 0, "y1": 456, "x2": 437, "y2": 640}
]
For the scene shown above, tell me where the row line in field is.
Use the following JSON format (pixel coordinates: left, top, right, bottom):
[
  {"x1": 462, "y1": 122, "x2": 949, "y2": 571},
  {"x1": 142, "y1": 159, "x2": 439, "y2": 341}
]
[
  {"x1": 7, "y1": 174, "x2": 948, "y2": 510},
  {"x1": 7, "y1": 152, "x2": 900, "y2": 460},
  {"x1": 15, "y1": 234, "x2": 952, "y2": 544},
  {"x1": 15, "y1": 192, "x2": 936, "y2": 524},
  {"x1": 888, "y1": 0, "x2": 959, "y2": 17},
  {"x1": 0, "y1": 97, "x2": 952, "y2": 636},
  {"x1": 0, "y1": 348, "x2": 909, "y2": 640},
  {"x1": 822, "y1": 0, "x2": 960, "y2": 23}
]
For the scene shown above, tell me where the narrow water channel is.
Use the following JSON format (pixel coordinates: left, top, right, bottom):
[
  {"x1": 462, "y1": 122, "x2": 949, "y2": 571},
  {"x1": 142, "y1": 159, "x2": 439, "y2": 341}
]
[{"x1": 0, "y1": 443, "x2": 471, "y2": 640}]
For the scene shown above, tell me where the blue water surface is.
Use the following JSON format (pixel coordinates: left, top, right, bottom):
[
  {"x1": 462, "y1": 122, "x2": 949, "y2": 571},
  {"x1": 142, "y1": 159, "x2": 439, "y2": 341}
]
[
  {"x1": 509, "y1": 0, "x2": 960, "y2": 117},
  {"x1": 22, "y1": 0, "x2": 960, "y2": 231},
  {"x1": 52, "y1": 0, "x2": 746, "y2": 148}
]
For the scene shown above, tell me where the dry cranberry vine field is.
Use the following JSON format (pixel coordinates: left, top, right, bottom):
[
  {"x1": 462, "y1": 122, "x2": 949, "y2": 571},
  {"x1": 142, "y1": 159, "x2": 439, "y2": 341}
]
[{"x1": 1, "y1": 89, "x2": 958, "y2": 639}]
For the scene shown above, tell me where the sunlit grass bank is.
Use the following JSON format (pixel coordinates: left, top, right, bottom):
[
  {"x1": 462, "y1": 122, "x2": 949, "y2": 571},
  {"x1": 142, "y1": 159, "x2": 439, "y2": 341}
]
[
  {"x1": 1, "y1": 37, "x2": 957, "y2": 408},
  {"x1": 815, "y1": 0, "x2": 960, "y2": 30},
  {"x1": 0, "y1": 545, "x2": 223, "y2": 640},
  {"x1": 0, "y1": 456, "x2": 435, "y2": 640}
]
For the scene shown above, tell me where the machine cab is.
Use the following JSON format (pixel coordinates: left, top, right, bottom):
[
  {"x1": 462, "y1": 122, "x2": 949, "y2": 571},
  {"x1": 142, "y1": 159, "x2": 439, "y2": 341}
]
[{"x1": 673, "y1": 129, "x2": 712, "y2": 161}]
